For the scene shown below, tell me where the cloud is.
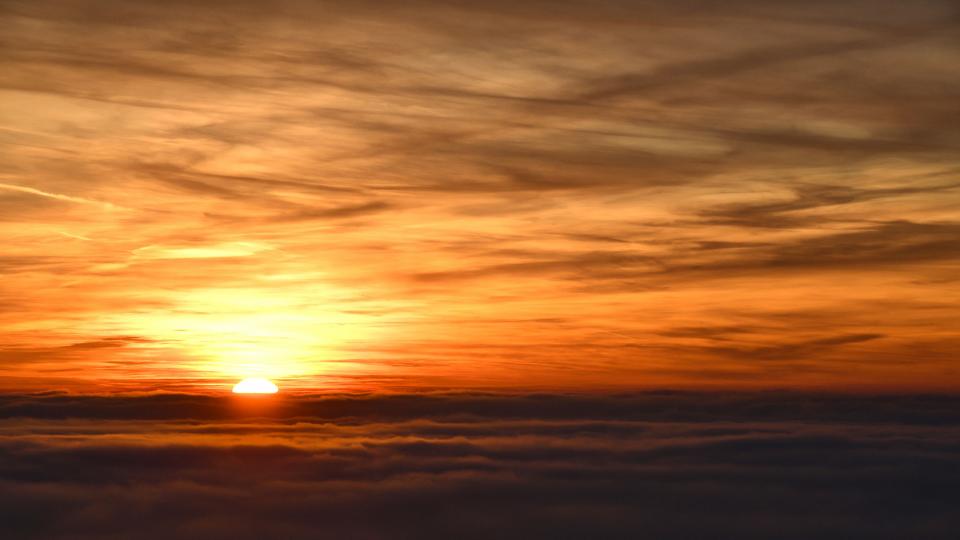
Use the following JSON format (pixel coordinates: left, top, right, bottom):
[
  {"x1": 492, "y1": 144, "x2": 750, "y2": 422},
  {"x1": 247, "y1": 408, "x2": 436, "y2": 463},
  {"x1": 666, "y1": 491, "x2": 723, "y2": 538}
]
[
  {"x1": 703, "y1": 332, "x2": 886, "y2": 361},
  {"x1": 0, "y1": 0, "x2": 958, "y2": 390},
  {"x1": 4, "y1": 391, "x2": 960, "y2": 424},
  {"x1": 0, "y1": 336, "x2": 154, "y2": 367},
  {"x1": 1, "y1": 391, "x2": 960, "y2": 539},
  {"x1": 0, "y1": 183, "x2": 121, "y2": 209}
]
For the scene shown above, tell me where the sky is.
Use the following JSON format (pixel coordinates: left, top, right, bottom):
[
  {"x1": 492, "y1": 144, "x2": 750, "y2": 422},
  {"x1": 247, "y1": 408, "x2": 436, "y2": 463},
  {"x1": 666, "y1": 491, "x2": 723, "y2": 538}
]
[{"x1": 1, "y1": 0, "x2": 959, "y2": 393}]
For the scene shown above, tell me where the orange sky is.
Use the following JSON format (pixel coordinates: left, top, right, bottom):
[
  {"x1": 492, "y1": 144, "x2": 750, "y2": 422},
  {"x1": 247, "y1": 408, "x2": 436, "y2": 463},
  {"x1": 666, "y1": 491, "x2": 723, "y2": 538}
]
[{"x1": 1, "y1": 0, "x2": 958, "y2": 393}]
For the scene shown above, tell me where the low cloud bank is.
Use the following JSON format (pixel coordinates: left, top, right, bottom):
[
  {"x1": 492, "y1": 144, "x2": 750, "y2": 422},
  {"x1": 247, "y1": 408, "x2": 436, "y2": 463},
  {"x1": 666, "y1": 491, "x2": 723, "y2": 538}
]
[{"x1": 1, "y1": 391, "x2": 958, "y2": 539}]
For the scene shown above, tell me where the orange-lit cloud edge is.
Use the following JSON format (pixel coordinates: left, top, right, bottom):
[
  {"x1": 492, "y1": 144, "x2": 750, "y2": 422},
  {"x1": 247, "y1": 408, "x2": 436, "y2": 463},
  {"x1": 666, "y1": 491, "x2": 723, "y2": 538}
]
[{"x1": 1, "y1": 0, "x2": 958, "y2": 395}]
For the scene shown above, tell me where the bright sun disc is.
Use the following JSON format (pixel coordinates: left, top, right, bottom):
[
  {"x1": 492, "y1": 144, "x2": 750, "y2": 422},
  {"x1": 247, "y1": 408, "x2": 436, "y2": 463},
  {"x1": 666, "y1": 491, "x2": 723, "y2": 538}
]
[{"x1": 232, "y1": 377, "x2": 279, "y2": 394}]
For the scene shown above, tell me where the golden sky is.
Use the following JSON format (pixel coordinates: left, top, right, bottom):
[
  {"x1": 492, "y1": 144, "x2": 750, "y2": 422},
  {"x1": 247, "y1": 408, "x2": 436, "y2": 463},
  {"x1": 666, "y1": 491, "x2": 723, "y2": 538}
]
[{"x1": 1, "y1": 0, "x2": 958, "y2": 392}]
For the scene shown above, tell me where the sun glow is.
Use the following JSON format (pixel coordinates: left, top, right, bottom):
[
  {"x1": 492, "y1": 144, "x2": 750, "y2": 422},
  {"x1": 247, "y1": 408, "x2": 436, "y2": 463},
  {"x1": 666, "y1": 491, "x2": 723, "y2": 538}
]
[
  {"x1": 232, "y1": 377, "x2": 279, "y2": 394},
  {"x1": 97, "y1": 285, "x2": 407, "y2": 386}
]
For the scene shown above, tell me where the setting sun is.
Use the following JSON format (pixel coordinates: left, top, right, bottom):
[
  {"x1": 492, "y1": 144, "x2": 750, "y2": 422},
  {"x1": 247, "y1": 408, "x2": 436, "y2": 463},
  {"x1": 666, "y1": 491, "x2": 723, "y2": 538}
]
[{"x1": 232, "y1": 377, "x2": 279, "y2": 394}]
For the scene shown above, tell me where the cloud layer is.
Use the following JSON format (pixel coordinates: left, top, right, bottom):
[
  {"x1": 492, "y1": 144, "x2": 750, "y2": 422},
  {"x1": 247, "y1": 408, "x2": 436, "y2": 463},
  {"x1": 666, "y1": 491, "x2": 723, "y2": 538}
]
[{"x1": 2, "y1": 391, "x2": 960, "y2": 539}]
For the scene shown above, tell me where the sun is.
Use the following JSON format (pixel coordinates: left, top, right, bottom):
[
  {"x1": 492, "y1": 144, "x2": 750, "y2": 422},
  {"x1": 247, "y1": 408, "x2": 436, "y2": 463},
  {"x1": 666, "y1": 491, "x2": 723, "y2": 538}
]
[{"x1": 232, "y1": 377, "x2": 279, "y2": 394}]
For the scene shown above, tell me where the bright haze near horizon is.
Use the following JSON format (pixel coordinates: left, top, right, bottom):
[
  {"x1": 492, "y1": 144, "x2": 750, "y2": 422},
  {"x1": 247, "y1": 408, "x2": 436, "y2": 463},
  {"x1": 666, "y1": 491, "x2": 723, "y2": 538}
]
[{"x1": 0, "y1": 0, "x2": 959, "y2": 538}]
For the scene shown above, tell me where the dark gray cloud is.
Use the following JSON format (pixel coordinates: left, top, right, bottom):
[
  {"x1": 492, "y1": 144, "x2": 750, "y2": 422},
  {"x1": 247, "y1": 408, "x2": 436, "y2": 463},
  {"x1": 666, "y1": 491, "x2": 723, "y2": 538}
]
[
  {"x1": 4, "y1": 391, "x2": 960, "y2": 425},
  {"x1": 1, "y1": 391, "x2": 960, "y2": 539}
]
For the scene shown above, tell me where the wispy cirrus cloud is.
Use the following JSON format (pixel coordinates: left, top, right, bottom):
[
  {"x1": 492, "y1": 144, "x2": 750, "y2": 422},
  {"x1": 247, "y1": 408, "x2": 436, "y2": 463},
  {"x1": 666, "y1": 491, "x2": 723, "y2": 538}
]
[{"x1": 0, "y1": 0, "x2": 957, "y2": 390}]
